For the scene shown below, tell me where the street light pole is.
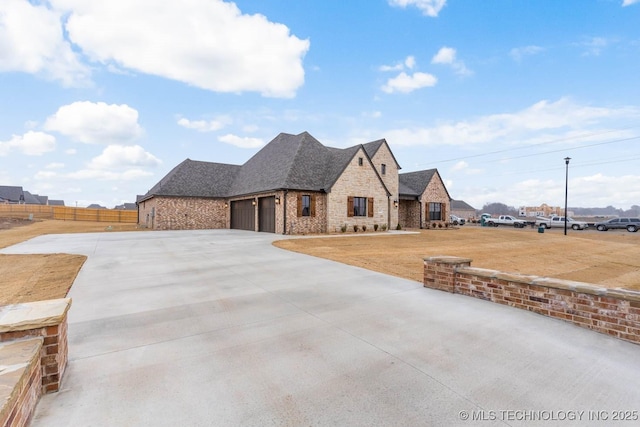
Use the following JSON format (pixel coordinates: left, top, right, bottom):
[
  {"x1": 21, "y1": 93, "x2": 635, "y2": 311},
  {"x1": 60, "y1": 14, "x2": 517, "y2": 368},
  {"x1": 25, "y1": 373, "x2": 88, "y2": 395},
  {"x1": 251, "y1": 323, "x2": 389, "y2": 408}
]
[{"x1": 564, "y1": 157, "x2": 571, "y2": 236}]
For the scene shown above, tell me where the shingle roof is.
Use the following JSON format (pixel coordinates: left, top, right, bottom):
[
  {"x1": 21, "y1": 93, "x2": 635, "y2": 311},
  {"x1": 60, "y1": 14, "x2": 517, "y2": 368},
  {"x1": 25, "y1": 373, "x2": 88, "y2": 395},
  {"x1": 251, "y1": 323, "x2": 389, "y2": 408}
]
[
  {"x1": 451, "y1": 199, "x2": 475, "y2": 210},
  {"x1": 23, "y1": 191, "x2": 43, "y2": 205},
  {"x1": 398, "y1": 169, "x2": 437, "y2": 197},
  {"x1": 141, "y1": 159, "x2": 241, "y2": 201},
  {"x1": 0, "y1": 185, "x2": 24, "y2": 202},
  {"x1": 49, "y1": 200, "x2": 65, "y2": 206},
  {"x1": 229, "y1": 132, "x2": 332, "y2": 195},
  {"x1": 362, "y1": 139, "x2": 402, "y2": 169},
  {"x1": 142, "y1": 131, "x2": 393, "y2": 200}
]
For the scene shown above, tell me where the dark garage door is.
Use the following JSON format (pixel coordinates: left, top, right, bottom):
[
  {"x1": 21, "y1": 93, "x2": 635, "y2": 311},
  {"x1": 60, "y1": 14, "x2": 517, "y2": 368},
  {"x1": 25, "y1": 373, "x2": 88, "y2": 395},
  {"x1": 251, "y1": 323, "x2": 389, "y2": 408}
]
[
  {"x1": 258, "y1": 196, "x2": 276, "y2": 233},
  {"x1": 231, "y1": 200, "x2": 255, "y2": 231}
]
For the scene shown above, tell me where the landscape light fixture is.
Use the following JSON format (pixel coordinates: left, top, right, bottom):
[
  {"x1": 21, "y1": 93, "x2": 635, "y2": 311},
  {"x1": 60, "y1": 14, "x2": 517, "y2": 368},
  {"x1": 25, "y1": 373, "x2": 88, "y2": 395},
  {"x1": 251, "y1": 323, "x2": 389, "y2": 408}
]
[{"x1": 564, "y1": 157, "x2": 571, "y2": 236}]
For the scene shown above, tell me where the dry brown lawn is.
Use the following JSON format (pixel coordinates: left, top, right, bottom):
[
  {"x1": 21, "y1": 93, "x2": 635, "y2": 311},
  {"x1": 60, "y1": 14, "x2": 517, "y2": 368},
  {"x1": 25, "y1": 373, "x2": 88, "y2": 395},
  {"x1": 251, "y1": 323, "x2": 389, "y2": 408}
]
[
  {"x1": 274, "y1": 226, "x2": 640, "y2": 291},
  {"x1": 0, "y1": 218, "x2": 141, "y2": 305},
  {"x1": 2, "y1": 219, "x2": 639, "y2": 306}
]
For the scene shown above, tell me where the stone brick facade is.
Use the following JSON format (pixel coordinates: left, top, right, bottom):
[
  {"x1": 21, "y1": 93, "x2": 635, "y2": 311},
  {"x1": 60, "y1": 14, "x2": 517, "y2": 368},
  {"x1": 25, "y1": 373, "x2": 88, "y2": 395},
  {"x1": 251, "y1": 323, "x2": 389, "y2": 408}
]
[
  {"x1": 423, "y1": 256, "x2": 640, "y2": 345},
  {"x1": 139, "y1": 196, "x2": 227, "y2": 230},
  {"x1": 369, "y1": 143, "x2": 399, "y2": 229},
  {"x1": 421, "y1": 171, "x2": 450, "y2": 228},
  {"x1": 327, "y1": 147, "x2": 390, "y2": 233}
]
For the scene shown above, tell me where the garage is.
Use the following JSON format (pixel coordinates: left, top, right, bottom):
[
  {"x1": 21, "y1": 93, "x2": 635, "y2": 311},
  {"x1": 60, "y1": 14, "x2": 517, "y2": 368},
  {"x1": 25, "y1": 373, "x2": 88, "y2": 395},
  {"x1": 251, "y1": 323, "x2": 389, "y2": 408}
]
[
  {"x1": 230, "y1": 200, "x2": 255, "y2": 231},
  {"x1": 258, "y1": 196, "x2": 276, "y2": 233}
]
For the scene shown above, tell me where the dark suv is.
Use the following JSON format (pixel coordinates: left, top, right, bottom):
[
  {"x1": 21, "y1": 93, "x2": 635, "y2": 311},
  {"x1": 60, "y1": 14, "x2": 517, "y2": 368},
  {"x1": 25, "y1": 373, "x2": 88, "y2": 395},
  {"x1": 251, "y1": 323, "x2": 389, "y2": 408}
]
[{"x1": 594, "y1": 217, "x2": 640, "y2": 232}]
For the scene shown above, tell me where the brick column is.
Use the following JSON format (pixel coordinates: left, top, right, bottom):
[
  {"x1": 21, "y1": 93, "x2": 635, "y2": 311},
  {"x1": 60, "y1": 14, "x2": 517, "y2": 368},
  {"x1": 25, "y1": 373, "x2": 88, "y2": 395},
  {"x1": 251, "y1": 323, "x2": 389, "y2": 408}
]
[
  {"x1": 0, "y1": 298, "x2": 72, "y2": 394},
  {"x1": 423, "y1": 256, "x2": 473, "y2": 293}
]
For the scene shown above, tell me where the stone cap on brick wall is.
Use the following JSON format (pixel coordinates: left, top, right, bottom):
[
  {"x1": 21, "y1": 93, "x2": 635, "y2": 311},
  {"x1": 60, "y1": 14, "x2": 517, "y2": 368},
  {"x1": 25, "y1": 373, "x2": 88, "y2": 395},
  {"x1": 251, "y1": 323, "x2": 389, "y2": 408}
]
[
  {"x1": 0, "y1": 299, "x2": 72, "y2": 333},
  {"x1": 0, "y1": 337, "x2": 43, "y2": 421},
  {"x1": 423, "y1": 256, "x2": 473, "y2": 264},
  {"x1": 460, "y1": 266, "x2": 640, "y2": 303}
]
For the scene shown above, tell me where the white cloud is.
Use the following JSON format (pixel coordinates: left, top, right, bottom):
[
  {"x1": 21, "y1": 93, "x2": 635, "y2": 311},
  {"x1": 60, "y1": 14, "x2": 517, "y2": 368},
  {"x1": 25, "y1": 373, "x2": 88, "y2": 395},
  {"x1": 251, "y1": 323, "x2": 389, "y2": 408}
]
[
  {"x1": 580, "y1": 36, "x2": 610, "y2": 56},
  {"x1": 510, "y1": 46, "x2": 545, "y2": 62},
  {"x1": 623, "y1": 0, "x2": 640, "y2": 7},
  {"x1": 432, "y1": 47, "x2": 456, "y2": 64},
  {"x1": 65, "y1": 148, "x2": 77, "y2": 155},
  {"x1": 381, "y1": 72, "x2": 437, "y2": 94},
  {"x1": 66, "y1": 168, "x2": 153, "y2": 181},
  {"x1": 45, "y1": 101, "x2": 143, "y2": 144},
  {"x1": 47, "y1": 0, "x2": 309, "y2": 98},
  {"x1": 431, "y1": 47, "x2": 472, "y2": 76},
  {"x1": 87, "y1": 145, "x2": 162, "y2": 169},
  {"x1": 177, "y1": 116, "x2": 232, "y2": 132},
  {"x1": 380, "y1": 55, "x2": 416, "y2": 72},
  {"x1": 384, "y1": 98, "x2": 640, "y2": 146},
  {"x1": 218, "y1": 134, "x2": 264, "y2": 148},
  {"x1": 0, "y1": 0, "x2": 90, "y2": 86},
  {"x1": 0, "y1": 131, "x2": 56, "y2": 156},
  {"x1": 46, "y1": 162, "x2": 65, "y2": 169},
  {"x1": 404, "y1": 56, "x2": 416, "y2": 69},
  {"x1": 388, "y1": 0, "x2": 446, "y2": 17}
]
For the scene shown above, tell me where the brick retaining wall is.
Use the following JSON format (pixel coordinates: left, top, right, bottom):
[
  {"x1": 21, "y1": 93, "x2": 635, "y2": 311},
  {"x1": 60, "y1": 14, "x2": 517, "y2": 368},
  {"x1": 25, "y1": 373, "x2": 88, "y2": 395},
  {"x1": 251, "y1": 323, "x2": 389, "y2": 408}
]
[{"x1": 424, "y1": 256, "x2": 640, "y2": 345}]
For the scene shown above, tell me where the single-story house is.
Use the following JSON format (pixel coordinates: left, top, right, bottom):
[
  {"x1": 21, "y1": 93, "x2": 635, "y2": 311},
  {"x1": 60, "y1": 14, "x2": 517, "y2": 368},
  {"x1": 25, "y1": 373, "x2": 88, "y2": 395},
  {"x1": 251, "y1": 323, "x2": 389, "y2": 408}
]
[
  {"x1": 0, "y1": 186, "x2": 24, "y2": 203},
  {"x1": 450, "y1": 199, "x2": 476, "y2": 220},
  {"x1": 137, "y1": 131, "x2": 452, "y2": 234}
]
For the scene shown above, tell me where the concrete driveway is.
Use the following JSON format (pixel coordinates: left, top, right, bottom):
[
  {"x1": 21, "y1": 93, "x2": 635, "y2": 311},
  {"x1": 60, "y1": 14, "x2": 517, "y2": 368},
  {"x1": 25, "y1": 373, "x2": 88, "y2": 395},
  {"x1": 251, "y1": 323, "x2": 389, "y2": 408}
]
[{"x1": 3, "y1": 230, "x2": 640, "y2": 426}]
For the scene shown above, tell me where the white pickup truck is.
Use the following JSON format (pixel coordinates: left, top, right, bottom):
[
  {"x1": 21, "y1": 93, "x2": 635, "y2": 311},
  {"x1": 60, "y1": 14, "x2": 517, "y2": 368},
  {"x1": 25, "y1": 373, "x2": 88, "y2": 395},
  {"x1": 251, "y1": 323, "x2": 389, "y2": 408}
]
[
  {"x1": 486, "y1": 215, "x2": 528, "y2": 228},
  {"x1": 535, "y1": 216, "x2": 589, "y2": 230}
]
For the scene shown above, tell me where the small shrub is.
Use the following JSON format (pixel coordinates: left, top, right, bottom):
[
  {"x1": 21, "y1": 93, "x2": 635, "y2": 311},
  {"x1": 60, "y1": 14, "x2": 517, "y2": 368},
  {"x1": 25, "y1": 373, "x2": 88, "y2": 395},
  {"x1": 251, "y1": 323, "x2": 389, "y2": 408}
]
[
  {"x1": 353, "y1": 224, "x2": 359, "y2": 232},
  {"x1": 396, "y1": 223, "x2": 402, "y2": 230},
  {"x1": 373, "y1": 223, "x2": 379, "y2": 231},
  {"x1": 431, "y1": 222, "x2": 437, "y2": 229},
  {"x1": 381, "y1": 224, "x2": 387, "y2": 231},
  {"x1": 438, "y1": 223, "x2": 443, "y2": 228},
  {"x1": 445, "y1": 223, "x2": 449, "y2": 228},
  {"x1": 362, "y1": 225, "x2": 367, "y2": 232}
]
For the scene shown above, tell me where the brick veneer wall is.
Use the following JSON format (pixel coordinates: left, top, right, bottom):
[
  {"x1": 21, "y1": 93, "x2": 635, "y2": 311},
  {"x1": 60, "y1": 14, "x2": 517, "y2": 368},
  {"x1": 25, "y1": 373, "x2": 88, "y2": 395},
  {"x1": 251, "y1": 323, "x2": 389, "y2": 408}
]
[
  {"x1": 0, "y1": 339, "x2": 42, "y2": 427},
  {"x1": 283, "y1": 191, "x2": 327, "y2": 235},
  {"x1": 138, "y1": 197, "x2": 227, "y2": 230},
  {"x1": 423, "y1": 256, "x2": 640, "y2": 345}
]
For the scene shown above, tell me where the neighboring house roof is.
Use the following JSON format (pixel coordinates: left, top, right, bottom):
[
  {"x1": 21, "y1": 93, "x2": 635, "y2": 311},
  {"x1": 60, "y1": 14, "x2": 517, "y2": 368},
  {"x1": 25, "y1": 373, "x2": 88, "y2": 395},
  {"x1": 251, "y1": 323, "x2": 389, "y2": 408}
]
[
  {"x1": 450, "y1": 199, "x2": 475, "y2": 211},
  {"x1": 142, "y1": 131, "x2": 392, "y2": 201},
  {"x1": 399, "y1": 169, "x2": 451, "y2": 201},
  {"x1": 114, "y1": 202, "x2": 136, "y2": 210},
  {"x1": 23, "y1": 191, "x2": 43, "y2": 204},
  {"x1": 49, "y1": 200, "x2": 65, "y2": 206},
  {"x1": 0, "y1": 185, "x2": 24, "y2": 203},
  {"x1": 87, "y1": 204, "x2": 106, "y2": 209}
]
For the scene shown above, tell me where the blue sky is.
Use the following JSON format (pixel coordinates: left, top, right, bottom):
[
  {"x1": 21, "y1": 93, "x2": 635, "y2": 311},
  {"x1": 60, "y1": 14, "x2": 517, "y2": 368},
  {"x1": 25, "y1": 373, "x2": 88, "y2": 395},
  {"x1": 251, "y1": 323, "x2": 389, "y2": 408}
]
[{"x1": 1, "y1": 0, "x2": 639, "y2": 209}]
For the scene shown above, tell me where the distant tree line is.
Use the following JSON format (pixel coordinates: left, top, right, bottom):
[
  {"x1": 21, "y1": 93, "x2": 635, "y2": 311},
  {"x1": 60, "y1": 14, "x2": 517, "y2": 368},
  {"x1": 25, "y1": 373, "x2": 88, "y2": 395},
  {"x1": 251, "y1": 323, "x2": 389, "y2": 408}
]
[{"x1": 479, "y1": 203, "x2": 640, "y2": 217}]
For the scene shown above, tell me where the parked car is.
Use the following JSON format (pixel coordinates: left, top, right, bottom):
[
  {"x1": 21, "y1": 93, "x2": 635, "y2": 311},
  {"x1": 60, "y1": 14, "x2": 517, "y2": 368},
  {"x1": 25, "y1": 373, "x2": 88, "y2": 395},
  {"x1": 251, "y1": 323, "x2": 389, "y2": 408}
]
[
  {"x1": 594, "y1": 217, "x2": 640, "y2": 232},
  {"x1": 449, "y1": 214, "x2": 465, "y2": 225},
  {"x1": 486, "y1": 215, "x2": 527, "y2": 228},
  {"x1": 536, "y1": 216, "x2": 589, "y2": 230}
]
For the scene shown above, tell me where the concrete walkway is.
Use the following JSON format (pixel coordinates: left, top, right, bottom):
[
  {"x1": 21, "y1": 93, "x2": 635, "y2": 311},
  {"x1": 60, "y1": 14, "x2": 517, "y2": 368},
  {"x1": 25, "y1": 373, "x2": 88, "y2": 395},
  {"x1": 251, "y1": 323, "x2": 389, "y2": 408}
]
[{"x1": 3, "y1": 230, "x2": 640, "y2": 426}]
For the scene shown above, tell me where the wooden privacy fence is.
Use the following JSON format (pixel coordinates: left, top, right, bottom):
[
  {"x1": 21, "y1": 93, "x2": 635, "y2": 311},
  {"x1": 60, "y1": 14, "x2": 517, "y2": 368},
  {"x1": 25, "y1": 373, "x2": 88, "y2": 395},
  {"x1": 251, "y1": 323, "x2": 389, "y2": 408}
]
[{"x1": 0, "y1": 204, "x2": 138, "y2": 223}]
